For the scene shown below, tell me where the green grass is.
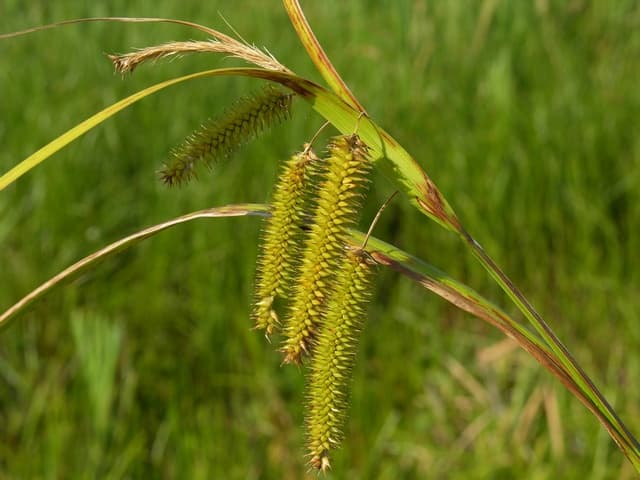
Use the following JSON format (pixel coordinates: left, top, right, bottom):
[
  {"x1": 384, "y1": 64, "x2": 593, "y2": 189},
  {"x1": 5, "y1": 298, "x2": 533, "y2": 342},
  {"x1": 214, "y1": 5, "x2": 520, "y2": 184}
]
[{"x1": 1, "y1": 1, "x2": 639, "y2": 478}]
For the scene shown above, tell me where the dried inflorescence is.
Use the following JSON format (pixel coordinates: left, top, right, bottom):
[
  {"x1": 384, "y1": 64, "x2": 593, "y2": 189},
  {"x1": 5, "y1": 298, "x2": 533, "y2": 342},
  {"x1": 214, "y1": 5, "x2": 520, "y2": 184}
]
[
  {"x1": 109, "y1": 37, "x2": 291, "y2": 75},
  {"x1": 159, "y1": 86, "x2": 294, "y2": 186}
]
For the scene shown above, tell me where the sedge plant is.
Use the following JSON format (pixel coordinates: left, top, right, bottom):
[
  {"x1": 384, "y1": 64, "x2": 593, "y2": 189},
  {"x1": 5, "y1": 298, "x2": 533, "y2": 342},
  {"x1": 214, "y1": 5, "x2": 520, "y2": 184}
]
[{"x1": 1, "y1": 1, "x2": 639, "y2": 474}]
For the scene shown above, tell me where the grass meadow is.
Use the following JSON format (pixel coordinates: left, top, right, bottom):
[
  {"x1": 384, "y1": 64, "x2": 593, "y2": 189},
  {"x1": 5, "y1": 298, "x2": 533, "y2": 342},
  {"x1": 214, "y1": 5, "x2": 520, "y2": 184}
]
[{"x1": 1, "y1": 1, "x2": 639, "y2": 478}]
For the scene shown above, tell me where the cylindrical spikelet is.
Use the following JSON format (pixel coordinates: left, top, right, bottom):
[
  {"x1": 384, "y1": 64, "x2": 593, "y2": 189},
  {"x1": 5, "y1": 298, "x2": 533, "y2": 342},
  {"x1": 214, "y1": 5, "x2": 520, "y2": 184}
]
[
  {"x1": 281, "y1": 134, "x2": 371, "y2": 364},
  {"x1": 305, "y1": 247, "x2": 376, "y2": 471},
  {"x1": 160, "y1": 86, "x2": 293, "y2": 186},
  {"x1": 253, "y1": 147, "x2": 318, "y2": 337}
]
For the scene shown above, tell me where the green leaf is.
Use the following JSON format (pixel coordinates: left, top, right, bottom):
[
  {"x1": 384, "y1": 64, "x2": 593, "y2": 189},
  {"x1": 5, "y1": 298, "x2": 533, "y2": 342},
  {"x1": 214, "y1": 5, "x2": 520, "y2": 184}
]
[{"x1": 1, "y1": 68, "x2": 458, "y2": 234}]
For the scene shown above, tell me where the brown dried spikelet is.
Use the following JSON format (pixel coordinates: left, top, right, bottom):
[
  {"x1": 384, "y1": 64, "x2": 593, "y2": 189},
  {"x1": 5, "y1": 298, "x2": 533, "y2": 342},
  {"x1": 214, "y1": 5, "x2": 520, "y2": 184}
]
[
  {"x1": 159, "y1": 86, "x2": 293, "y2": 186},
  {"x1": 305, "y1": 247, "x2": 376, "y2": 471},
  {"x1": 281, "y1": 134, "x2": 371, "y2": 364},
  {"x1": 253, "y1": 147, "x2": 319, "y2": 337}
]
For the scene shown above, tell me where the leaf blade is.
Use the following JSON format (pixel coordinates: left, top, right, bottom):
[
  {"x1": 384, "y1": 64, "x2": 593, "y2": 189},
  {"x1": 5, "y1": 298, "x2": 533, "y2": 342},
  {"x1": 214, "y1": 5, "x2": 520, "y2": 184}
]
[{"x1": 0, "y1": 204, "x2": 268, "y2": 329}]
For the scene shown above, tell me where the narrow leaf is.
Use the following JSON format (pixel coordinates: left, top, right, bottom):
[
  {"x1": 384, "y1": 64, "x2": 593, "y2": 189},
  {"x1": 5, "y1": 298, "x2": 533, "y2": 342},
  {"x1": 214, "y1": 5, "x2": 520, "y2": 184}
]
[
  {"x1": 358, "y1": 232, "x2": 640, "y2": 469},
  {"x1": 1, "y1": 16, "x2": 236, "y2": 41},
  {"x1": 0, "y1": 204, "x2": 268, "y2": 330},
  {"x1": 282, "y1": 0, "x2": 365, "y2": 112}
]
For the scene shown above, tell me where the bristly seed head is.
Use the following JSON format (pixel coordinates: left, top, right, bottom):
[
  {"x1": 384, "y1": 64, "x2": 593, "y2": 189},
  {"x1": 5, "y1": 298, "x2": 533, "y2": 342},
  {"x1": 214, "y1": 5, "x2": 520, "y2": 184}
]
[
  {"x1": 281, "y1": 134, "x2": 371, "y2": 365},
  {"x1": 253, "y1": 147, "x2": 319, "y2": 337},
  {"x1": 305, "y1": 247, "x2": 376, "y2": 471},
  {"x1": 159, "y1": 86, "x2": 294, "y2": 186}
]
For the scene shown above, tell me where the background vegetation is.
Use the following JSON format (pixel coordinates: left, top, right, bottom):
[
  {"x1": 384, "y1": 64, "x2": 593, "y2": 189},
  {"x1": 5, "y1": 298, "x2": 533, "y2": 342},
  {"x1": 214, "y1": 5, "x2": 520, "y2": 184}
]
[{"x1": 1, "y1": 1, "x2": 639, "y2": 478}]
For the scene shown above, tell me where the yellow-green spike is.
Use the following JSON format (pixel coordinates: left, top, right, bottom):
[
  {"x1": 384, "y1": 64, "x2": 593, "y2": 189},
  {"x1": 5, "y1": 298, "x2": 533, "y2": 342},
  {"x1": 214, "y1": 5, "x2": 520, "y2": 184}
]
[
  {"x1": 160, "y1": 86, "x2": 293, "y2": 186},
  {"x1": 281, "y1": 134, "x2": 371, "y2": 364},
  {"x1": 253, "y1": 148, "x2": 318, "y2": 337},
  {"x1": 305, "y1": 247, "x2": 376, "y2": 471}
]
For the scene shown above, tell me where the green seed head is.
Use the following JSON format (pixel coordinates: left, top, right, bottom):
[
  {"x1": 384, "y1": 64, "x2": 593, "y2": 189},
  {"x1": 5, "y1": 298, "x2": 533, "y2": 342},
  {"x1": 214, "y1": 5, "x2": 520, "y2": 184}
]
[
  {"x1": 305, "y1": 247, "x2": 376, "y2": 471},
  {"x1": 160, "y1": 86, "x2": 293, "y2": 186},
  {"x1": 253, "y1": 148, "x2": 318, "y2": 336},
  {"x1": 281, "y1": 134, "x2": 371, "y2": 364}
]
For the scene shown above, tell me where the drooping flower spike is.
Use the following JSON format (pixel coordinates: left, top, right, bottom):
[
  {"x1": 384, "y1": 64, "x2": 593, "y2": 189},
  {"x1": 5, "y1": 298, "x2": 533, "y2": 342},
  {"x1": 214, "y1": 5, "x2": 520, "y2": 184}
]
[
  {"x1": 160, "y1": 86, "x2": 293, "y2": 186},
  {"x1": 281, "y1": 134, "x2": 371, "y2": 364}
]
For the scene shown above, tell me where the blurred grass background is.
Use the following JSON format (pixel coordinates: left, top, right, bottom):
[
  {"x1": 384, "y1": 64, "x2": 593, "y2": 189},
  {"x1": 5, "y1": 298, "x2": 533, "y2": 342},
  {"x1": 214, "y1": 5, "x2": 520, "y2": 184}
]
[{"x1": 1, "y1": 1, "x2": 639, "y2": 478}]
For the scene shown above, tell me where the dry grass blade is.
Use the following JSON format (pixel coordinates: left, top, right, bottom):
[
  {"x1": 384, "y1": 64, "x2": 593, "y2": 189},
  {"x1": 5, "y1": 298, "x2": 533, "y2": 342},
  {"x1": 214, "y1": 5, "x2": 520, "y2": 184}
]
[
  {"x1": 543, "y1": 385, "x2": 566, "y2": 458},
  {"x1": 0, "y1": 16, "x2": 229, "y2": 40}
]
